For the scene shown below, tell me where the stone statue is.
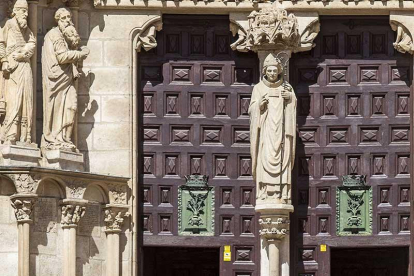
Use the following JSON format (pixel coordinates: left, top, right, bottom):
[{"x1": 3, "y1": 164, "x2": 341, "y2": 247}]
[
  {"x1": 0, "y1": 0, "x2": 35, "y2": 145},
  {"x1": 41, "y1": 7, "x2": 89, "y2": 151},
  {"x1": 390, "y1": 21, "x2": 414, "y2": 55},
  {"x1": 249, "y1": 53, "x2": 297, "y2": 204}
]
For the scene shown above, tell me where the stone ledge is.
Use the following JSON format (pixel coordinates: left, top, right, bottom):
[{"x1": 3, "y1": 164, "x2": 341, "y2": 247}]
[
  {"x1": 0, "y1": 145, "x2": 41, "y2": 167},
  {"x1": 42, "y1": 149, "x2": 85, "y2": 172}
]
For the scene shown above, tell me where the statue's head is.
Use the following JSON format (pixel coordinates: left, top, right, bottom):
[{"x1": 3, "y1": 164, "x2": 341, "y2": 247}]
[
  {"x1": 12, "y1": 0, "x2": 28, "y2": 29},
  {"x1": 263, "y1": 53, "x2": 283, "y2": 83},
  {"x1": 63, "y1": 25, "x2": 81, "y2": 49},
  {"x1": 55, "y1": 7, "x2": 73, "y2": 32}
]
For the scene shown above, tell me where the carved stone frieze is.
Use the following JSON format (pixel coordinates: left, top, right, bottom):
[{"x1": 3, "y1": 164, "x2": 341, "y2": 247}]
[
  {"x1": 61, "y1": 204, "x2": 86, "y2": 227},
  {"x1": 258, "y1": 215, "x2": 290, "y2": 240},
  {"x1": 11, "y1": 197, "x2": 36, "y2": 222},
  {"x1": 108, "y1": 183, "x2": 128, "y2": 205},
  {"x1": 6, "y1": 173, "x2": 41, "y2": 194},
  {"x1": 136, "y1": 18, "x2": 163, "y2": 53},
  {"x1": 65, "y1": 179, "x2": 87, "y2": 199},
  {"x1": 103, "y1": 207, "x2": 130, "y2": 232}
]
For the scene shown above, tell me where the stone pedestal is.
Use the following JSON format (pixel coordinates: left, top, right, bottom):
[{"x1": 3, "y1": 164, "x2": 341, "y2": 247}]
[
  {"x1": 42, "y1": 149, "x2": 84, "y2": 171},
  {"x1": 0, "y1": 144, "x2": 41, "y2": 166},
  {"x1": 256, "y1": 204, "x2": 293, "y2": 276}
]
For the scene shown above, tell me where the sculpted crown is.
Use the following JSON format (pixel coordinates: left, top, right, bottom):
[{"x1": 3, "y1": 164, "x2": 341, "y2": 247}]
[
  {"x1": 184, "y1": 175, "x2": 209, "y2": 187},
  {"x1": 263, "y1": 53, "x2": 282, "y2": 68}
]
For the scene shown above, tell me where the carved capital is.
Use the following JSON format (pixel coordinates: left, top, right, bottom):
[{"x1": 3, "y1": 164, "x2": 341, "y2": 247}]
[
  {"x1": 103, "y1": 205, "x2": 130, "y2": 233},
  {"x1": 10, "y1": 195, "x2": 37, "y2": 223},
  {"x1": 108, "y1": 183, "x2": 128, "y2": 205},
  {"x1": 136, "y1": 17, "x2": 163, "y2": 53},
  {"x1": 258, "y1": 215, "x2": 290, "y2": 240},
  {"x1": 7, "y1": 174, "x2": 41, "y2": 194},
  {"x1": 65, "y1": 179, "x2": 87, "y2": 200},
  {"x1": 61, "y1": 204, "x2": 86, "y2": 227},
  {"x1": 390, "y1": 12, "x2": 414, "y2": 55}
]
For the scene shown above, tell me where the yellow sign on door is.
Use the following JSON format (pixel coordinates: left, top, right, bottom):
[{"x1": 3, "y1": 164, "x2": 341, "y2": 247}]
[
  {"x1": 223, "y1": 245, "x2": 231, "y2": 261},
  {"x1": 320, "y1": 244, "x2": 327, "y2": 252}
]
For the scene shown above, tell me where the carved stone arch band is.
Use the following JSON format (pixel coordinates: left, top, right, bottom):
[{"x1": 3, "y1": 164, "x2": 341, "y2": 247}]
[
  {"x1": 136, "y1": 16, "x2": 163, "y2": 53},
  {"x1": 390, "y1": 12, "x2": 414, "y2": 55}
]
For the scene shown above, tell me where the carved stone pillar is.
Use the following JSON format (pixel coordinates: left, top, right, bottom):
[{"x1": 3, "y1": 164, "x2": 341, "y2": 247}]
[
  {"x1": 10, "y1": 194, "x2": 37, "y2": 276},
  {"x1": 230, "y1": 8, "x2": 319, "y2": 276},
  {"x1": 27, "y1": 0, "x2": 38, "y2": 142},
  {"x1": 60, "y1": 200, "x2": 86, "y2": 276},
  {"x1": 103, "y1": 205, "x2": 129, "y2": 276}
]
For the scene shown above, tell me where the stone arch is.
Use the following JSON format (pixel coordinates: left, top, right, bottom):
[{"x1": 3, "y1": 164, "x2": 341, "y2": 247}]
[
  {"x1": 0, "y1": 175, "x2": 16, "y2": 196},
  {"x1": 83, "y1": 183, "x2": 109, "y2": 204},
  {"x1": 36, "y1": 177, "x2": 66, "y2": 199}
]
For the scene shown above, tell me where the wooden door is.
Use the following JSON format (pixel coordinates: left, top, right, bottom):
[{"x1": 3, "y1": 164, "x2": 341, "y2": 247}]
[
  {"x1": 139, "y1": 15, "x2": 259, "y2": 276},
  {"x1": 290, "y1": 16, "x2": 411, "y2": 276}
]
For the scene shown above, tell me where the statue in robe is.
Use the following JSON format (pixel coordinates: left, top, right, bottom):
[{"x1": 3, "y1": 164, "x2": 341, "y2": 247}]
[
  {"x1": 0, "y1": 0, "x2": 35, "y2": 145},
  {"x1": 249, "y1": 53, "x2": 297, "y2": 204},
  {"x1": 41, "y1": 7, "x2": 89, "y2": 151}
]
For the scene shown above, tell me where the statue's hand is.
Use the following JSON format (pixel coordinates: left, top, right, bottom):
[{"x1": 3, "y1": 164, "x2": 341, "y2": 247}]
[
  {"x1": 259, "y1": 97, "x2": 268, "y2": 111},
  {"x1": 281, "y1": 91, "x2": 291, "y2": 100},
  {"x1": 80, "y1": 46, "x2": 90, "y2": 59}
]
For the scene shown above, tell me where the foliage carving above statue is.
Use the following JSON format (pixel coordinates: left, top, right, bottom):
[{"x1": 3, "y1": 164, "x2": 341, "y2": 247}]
[{"x1": 41, "y1": 7, "x2": 89, "y2": 152}]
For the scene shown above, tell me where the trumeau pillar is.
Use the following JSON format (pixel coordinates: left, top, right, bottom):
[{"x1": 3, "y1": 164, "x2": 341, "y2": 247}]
[
  {"x1": 230, "y1": 7, "x2": 319, "y2": 276},
  {"x1": 104, "y1": 205, "x2": 130, "y2": 276},
  {"x1": 60, "y1": 200, "x2": 86, "y2": 276}
]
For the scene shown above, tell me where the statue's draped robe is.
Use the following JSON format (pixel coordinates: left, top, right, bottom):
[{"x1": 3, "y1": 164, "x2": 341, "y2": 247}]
[
  {"x1": 0, "y1": 18, "x2": 35, "y2": 143},
  {"x1": 42, "y1": 27, "x2": 82, "y2": 148},
  {"x1": 248, "y1": 78, "x2": 297, "y2": 200}
]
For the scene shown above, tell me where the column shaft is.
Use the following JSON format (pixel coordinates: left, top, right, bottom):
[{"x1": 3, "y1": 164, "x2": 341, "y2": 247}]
[
  {"x1": 63, "y1": 226, "x2": 77, "y2": 276},
  {"x1": 27, "y1": 1, "x2": 38, "y2": 142},
  {"x1": 269, "y1": 240, "x2": 280, "y2": 276}
]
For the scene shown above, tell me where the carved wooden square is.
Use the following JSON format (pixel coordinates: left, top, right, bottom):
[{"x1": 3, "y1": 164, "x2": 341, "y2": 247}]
[
  {"x1": 299, "y1": 189, "x2": 309, "y2": 206},
  {"x1": 221, "y1": 188, "x2": 233, "y2": 207},
  {"x1": 391, "y1": 127, "x2": 410, "y2": 143},
  {"x1": 215, "y1": 94, "x2": 230, "y2": 117},
  {"x1": 202, "y1": 127, "x2": 223, "y2": 144},
  {"x1": 299, "y1": 68, "x2": 318, "y2": 83},
  {"x1": 298, "y1": 217, "x2": 310, "y2": 234},
  {"x1": 241, "y1": 216, "x2": 254, "y2": 235},
  {"x1": 203, "y1": 67, "x2": 222, "y2": 83},
  {"x1": 166, "y1": 34, "x2": 180, "y2": 54},
  {"x1": 235, "y1": 272, "x2": 252, "y2": 276},
  {"x1": 172, "y1": 66, "x2": 191, "y2": 82},
  {"x1": 347, "y1": 156, "x2": 361, "y2": 175},
  {"x1": 379, "y1": 215, "x2": 390, "y2": 233},
  {"x1": 329, "y1": 128, "x2": 348, "y2": 144},
  {"x1": 143, "y1": 155, "x2": 155, "y2": 176},
  {"x1": 400, "y1": 187, "x2": 410, "y2": 204},
  {"x1": 142, "y1": 66, "x2": 162, "y2": 82},
  {"x1": 171, "y1": 127, "x2": 191, "y2": 144},
  {"x1": 241, "y1": 188, "x2": 254, "y2": 206},
  {"x1": 397, "y1": 94, "x2": 409, "y2": 115},
  {"x1": 239, "y1": 95, "x2": 251, "y2": 117},
  {"x1": 360, "y1": 127, "x2": 380, "y2": 144},
  {"x1": 143, "y1": 126, "x2": 160, "y2": 143},
  {"x1": 299, "y1": 156, "x2": 312, "y2": 176},
  {"x1": 235, "y1": 246, "x2": 253, "y2": 262},
  {"x1": 190, "y1": 34, "x2": 205, "y2": 55},
  {"x1": 235, "y1": 68, "x2": 253, "y2": 84},
  {"x1": 215, "y1": 35, "x2": 229, "y2": 55},
  {"x1": 323, "y1": 95, "x2": 337, "y2": 116},
  {"x1": 159, "y1": 186, "x2": 172, "y2": 205},
  {"x1": 299, "y1": 128, "x2": 318, "y2": 145},
  {"x1": 317, "y1": 188, "x2": 329, "y2": 206},
  {"x1": 189, "y1": 94, "x2": 205, "y2": 116},
  {"x1": 143, "y1": 214, "x2": 152, "y2": 233},
  {"x1": 391, "y1": 66, "x2": 410, "y2": 82},
  {"x1": 214, "y1": 155, "x2": 228, "y2": 178},
  {"x1": 347, "y1": 95, "x2": 361, "y2": 116},
  {"x1": 189, "y1": 155, "x2": 204, "y2": 175},
  {"x1": 298, "y1": 96, "x2": 311, "y2": 117},
  {"x1": 159, "y1": 214, "x2": 172, "y2": 234},
  {"x1": 143, "y1": 186, "x2": 152, "y2": 205},
  {"x1": 346, "y1": 34, "x2": 362, "y2": 55},
  {"x1": 371, "y1": 94, "x2": 386, "y2": 116},
  {"x1": 400, "y1": 215, "x2": 410, "y2": 232},
  {"x1": 323, "y1": 156, "x2": 336, "y2": 177},
  {"x1": 221, "y1": 216, "x2": 234, "y2": 235},
  {"x1": 318, "y1": 217, "x2": 329, "y2": 235},
  {"x1": 397, "y1": 155, "x2": 410, "y2": 175},
  {"x1": 143, "y1": 93, "x2": 155, "y2": 115},
  {"x1": 165, "y1": 93, "x2": 180, "y2": 116},
  {"x1": 323, "y1": 35, "x2": 337, "y2": 55},
  {"x1": 233, "y1": 128, "x2": 250, "y2": 144},
  {"x1": 165, "y1": 155, "x2": 180, "y2": 176},
  {"x1": 239, "y1": 156, "x2": 252, "y2": 177},
  {"x1": 371, "y1": 34, "x2": 386, "y2": 55},
  {"x1": 360, "y1": 67, "x2": 379, "y2": 83},
  {"x1": 299, "y1": 248, "x2": 315, "y2": 262},
  {"x1": 379, "y1": 187, "x2": 390, "y2": 205},
  {"x1": 329, "y1": 68, "x2": 347, "y2": 83},
  {"x1": 372, "y1": 155, "x2": 385, "y2": 176}
]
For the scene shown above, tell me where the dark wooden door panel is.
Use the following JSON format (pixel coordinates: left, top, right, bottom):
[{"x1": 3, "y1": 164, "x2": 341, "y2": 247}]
[
  {"x1": 290, "y1": 16, "x2": 411, "y2": 276},
  {"x1": 140, "y1": 15, "x2": 259, "y2": 276}
]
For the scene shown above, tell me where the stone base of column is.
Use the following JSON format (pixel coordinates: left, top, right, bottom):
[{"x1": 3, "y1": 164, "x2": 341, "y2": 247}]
[
  {"x1": 42, "y1": 149, "x2": 84, "y2": 171},
  {"x1": 0, "y1": 144, "x2": 41, "y2": 166},
  {"x1": 256, "y1": 204, "x2": 293, "y2": 276}
]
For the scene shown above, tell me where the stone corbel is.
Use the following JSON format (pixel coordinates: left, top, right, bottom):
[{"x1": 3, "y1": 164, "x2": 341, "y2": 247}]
[
  {"x1": 294, "y1": 12, "x2": 320, "y2": 53},
  {"x1": 136, "y1": 16, "x2": 163, "y2": 53},
  {"x1": 259, "y1": 215, "x2": 290, "y2": 241},
  {"x1": 390, "y1": 12, "x2": 414, "y2": 55}
]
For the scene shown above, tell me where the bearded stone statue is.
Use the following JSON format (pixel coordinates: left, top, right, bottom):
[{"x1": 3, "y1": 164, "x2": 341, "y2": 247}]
[
  {"x1": 249, "y1": 53, "x2": 297, "y2": 205},
  {"x1": 0, "y1": 0, "x2": 35, "y2": 145},
  {"x1": 41, "y1": 7, "x2": 89, "y2": 151}
]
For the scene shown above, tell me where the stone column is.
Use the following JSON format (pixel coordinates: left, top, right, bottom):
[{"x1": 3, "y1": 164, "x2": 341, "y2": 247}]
[
  {"x1": 27, "y1": 0, "x2": 38, "y2": 142},
  {"x1": 10, "y1": 194, "x2": 37, "y2": 276},
  {"x1": 60, "y1": 200, "x2": 86, "y2": 276},
  {"x1": 230, "y1": 8, "x2": 320, "y2": 276},
  {"x1": 103, "y1": 205, "x2": 129, "y2": 276}
]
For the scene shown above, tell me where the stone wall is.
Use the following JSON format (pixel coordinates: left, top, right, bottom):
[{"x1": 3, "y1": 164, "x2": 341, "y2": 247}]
[{"x1": 0, "y1": 196, "x2": 18, "y2": 276}]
